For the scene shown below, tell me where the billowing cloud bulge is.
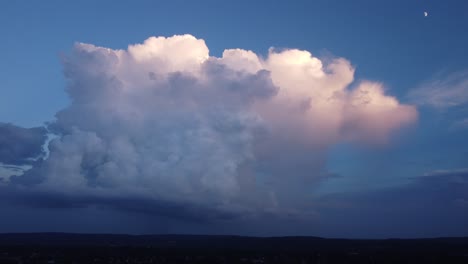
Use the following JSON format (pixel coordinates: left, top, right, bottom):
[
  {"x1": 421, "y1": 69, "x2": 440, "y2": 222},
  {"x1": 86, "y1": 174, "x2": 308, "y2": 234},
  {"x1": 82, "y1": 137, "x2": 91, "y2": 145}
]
[{"x1": 8, "y1": 35, "x2": 417, "y2": 218}]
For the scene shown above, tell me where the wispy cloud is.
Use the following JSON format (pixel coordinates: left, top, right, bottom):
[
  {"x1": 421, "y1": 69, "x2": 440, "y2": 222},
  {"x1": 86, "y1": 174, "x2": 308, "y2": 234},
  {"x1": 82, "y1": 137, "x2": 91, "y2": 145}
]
[
  {"x1": 421, "y1": 167, "x2": 468, "y2": 178},
  {"x1": 0, "y1": 163, "x2": 32, "y2": 183},
  {"x1": 408, "y1": 70, "x2": 468, "y2": 109},
  {"x1": 450, "y1": 118, "x2": 468, "y2": 130}
]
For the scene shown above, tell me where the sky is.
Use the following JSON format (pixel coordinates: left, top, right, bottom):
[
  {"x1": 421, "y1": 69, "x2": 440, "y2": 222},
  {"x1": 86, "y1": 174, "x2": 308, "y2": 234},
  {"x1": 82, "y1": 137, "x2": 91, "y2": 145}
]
[{"x1": 0, "y1": 0, "x2": 467, "y2": 238}]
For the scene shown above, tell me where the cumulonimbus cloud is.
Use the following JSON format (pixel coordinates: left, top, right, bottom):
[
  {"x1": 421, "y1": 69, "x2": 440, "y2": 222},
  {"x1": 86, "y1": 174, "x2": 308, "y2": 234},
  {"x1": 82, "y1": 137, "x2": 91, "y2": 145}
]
[{"x1": 6, "y1": 34, "x2": 417, "y2": 219}]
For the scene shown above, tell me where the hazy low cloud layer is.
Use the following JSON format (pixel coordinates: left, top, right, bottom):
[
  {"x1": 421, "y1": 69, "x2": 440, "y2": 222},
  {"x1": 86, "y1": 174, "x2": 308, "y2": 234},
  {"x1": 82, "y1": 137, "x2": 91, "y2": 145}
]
[
  {"x1": 6, "y1": 35, "x2": 417, "y2": 219},
  {"x1": 317, "y1": 168, "x2": 468, "y2": 237},
  {"x1": 2, "y1": 168, "x2": 466, "y2": 237}
]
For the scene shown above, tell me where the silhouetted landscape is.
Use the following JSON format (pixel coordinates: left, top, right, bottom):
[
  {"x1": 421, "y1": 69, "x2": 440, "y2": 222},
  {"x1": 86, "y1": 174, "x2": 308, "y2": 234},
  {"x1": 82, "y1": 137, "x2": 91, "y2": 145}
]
[{"x1": 0, "y1": 233, "x2": 467, "y2": 263}]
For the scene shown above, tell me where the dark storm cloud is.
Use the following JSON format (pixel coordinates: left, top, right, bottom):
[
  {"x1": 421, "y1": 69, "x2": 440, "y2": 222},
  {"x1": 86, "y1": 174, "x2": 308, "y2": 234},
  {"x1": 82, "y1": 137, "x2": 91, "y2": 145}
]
[
  {"x1": 0, "y1": 182, "x2": 238, "y2": 223},
  {"x1": 0, "y1": 123, "x2": 47, "y2": 165}
]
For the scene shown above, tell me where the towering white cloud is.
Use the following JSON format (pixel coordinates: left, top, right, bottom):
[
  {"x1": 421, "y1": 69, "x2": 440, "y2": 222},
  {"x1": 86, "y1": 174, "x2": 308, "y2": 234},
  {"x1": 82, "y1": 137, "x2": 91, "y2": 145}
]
[{"x1": 10, "y1": 34, "x2": 417, "y2": 218}]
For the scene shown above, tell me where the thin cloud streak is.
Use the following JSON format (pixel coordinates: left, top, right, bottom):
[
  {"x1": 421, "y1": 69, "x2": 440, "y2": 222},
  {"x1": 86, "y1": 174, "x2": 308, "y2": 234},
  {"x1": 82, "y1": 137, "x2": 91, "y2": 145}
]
[{"x1": 408, "y1": 70, "x2": 468, "y2": 109}]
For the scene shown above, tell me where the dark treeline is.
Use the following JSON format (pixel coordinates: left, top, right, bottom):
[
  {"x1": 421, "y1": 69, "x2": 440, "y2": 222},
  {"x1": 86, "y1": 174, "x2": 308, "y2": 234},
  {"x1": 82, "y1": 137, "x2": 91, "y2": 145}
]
[{"x1": 0, "y1": 233, "x2": 467, "y2": 263}]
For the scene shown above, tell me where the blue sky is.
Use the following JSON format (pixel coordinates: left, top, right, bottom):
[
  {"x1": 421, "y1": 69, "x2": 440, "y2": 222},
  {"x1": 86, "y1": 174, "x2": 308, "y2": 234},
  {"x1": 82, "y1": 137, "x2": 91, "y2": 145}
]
[{"x1": 0, "y1": 0, "x2": 467, "y2": 238}]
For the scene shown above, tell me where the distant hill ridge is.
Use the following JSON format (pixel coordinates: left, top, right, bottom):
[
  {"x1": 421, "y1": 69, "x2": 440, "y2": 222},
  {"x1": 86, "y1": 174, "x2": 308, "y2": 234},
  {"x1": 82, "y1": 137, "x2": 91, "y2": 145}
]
[{"x1": 0, "y1": 233, "x2": 467, "y2": 251}]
